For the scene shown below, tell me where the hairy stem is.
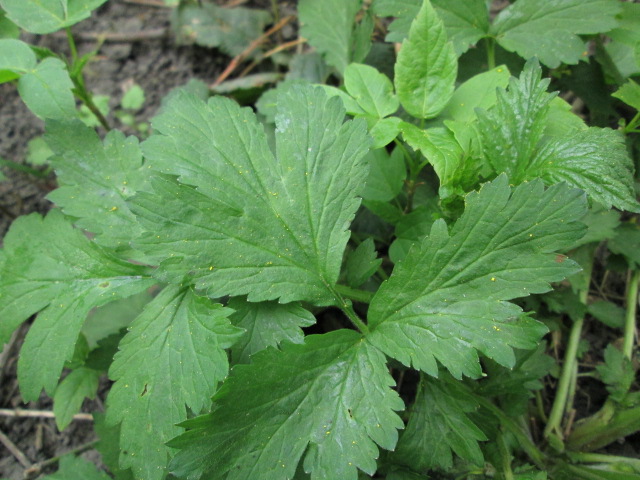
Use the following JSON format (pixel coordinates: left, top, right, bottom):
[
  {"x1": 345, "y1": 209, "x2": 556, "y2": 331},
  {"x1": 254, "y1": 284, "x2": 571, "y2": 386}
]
[
  {"x1": 624, "y1": 269, "x2": 639, "y2": 359},
  {"x1": 66, "y1": 28, "x2": 78, "y2": 62},
  {"x1": 485, "y1": 37, "x2": 496, "y2": 70}
]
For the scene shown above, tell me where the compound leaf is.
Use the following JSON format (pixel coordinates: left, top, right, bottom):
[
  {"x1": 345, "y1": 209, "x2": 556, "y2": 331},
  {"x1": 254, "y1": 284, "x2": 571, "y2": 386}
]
[
  {"x1": 169, "y1": 330, "x2": 404, "y2": 480},
  {"x1": 298, "y1": 0, "x2": 363, "y2": 74},
  {"x1": 395, "y1": 0, "x2": 457, "y2": 119},
  {"x1": 228, "y1": 297, "x2": 315, "y2": 364},
  {"x1": 134, "y1": 85, "x2": 369, "y2": 305},
  {"x1": 0, "y1": 0, "x2": 108, "y2": 34},
  {"x1": 490, "y1": 0, "x2": 621, "y2": 68},
  {"x1": 393, "y1": 376, "x2": 486, "y2": 471},
  {"x1": 367, "y1": 176, "x2": 587, "y2": 379},
  {"x1": 46, "y1": 120, "x2": 149, "y2": 252},
  {"x1": 344, "y1": 63, "x2": 398, "y2": 118},
  {"x1": 53, "y1": 367, "x2": 100, "y2": 431},
  {"x1": 106, "y1": 286, "x2": 242, "y2": 480},
  {"x1": 0, "y1": 210, "x2": 154, "y2": 400}
]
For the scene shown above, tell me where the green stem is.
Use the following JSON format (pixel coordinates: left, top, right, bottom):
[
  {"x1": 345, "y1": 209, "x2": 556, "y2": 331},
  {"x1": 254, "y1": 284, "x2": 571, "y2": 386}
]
[
  {"x1": 0, "y1": 157, "x2": 49, "y2": 178},
  {"x1": 74, "y1": 84, "x2": 111, "y2": 131},
  {"x1": 331, "y1": 287, "x2": 370, "y2": 334},
  {"x1": 66, "y1": 27, "x2": 78, "y2": 63},
  {"x1": 566, "y1": 451, "x2": 640, "y2": 469},
  {"x1": 623, "y1": 269, "x2": 639, "y2": 359},
  {"x1": 334, "y1": 284, "x2": 374, "y2": 304},
  {"x1": 624, "y1": 112, "x2": 640, "y2": 134},
  {"x1": 567, "y1": 401, "x2": 640, "y2": 451},
  {"x1": 485, "y1": 37, "x2": 496, "y2": 70},
  {"x1": 544, "y1": 287, "x2": 589, "y2": 440},
  {"x1": 394, "y1": 138, "x2": 415, "y2": 179},
  {"x1": 497, "y1": 430, "x2": 515, "y2": 480}
]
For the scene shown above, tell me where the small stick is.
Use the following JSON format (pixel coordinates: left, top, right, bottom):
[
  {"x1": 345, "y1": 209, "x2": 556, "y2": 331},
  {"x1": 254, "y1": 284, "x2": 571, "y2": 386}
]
[
  {"x1": 262, "y1": 37, "x2": 306, "y2": 59},
  {"x1": 0, "y1": 408, "x2": 93, "y2": 421},
  {"x1": 24, "y1": 440, "x2": 98, "y2": 478},
  {"x1": 212, "y1": 15, "x2": 294, "y2": 87},
  {"x1": 122, "y1": 0, "x2": 168, "y2": 7},
  {"x1": 53, "y1": 28, "x2": 168, "y2": 43},
  {"x1": 0, "y1": 429, "x2": 32, "y2": 468}
]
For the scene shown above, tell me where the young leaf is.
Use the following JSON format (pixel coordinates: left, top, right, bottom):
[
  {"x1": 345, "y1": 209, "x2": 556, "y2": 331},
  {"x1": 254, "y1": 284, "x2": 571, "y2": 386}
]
[
  {"x1": 46, "y1": 120, "x2": 149, "y2": 252},
  {"x1": 298, "y1": 0, "x2": 364, "y2": 74},
  {"x1": 53, "y1": 367, "x2": 100, "y2": 431},
  {"x1": 169, "y1": 330, "x2": 404, "y2": 480},
  {"x1": 0, "y1": 0, "x2": 108, "y2": 34},
  {"x1": 367, "y1": 176, "x2": 587, "y2": 379},
  {"x1": 393, "y1": 376, "x2": 486, "y2": 471},
  {"x1": 41, "y1": 454, "x2": 111, "y2": 480},
  {"x1": 0, "y1": 210, "x2": 154, "y2": 400},
  {"x1": 394, "y1": 0, "x2": 457, "y2": 119},
  {"x1": 490, "y1": 0, "x2": 621, "y2": 68},
  {"x1": 133, "y1": 85, "x2": 370, "y2": 304},
  {"x1": 597, "y1": 345, "x2": 635, "y2": 403},
  {"x1": 227, "y1": 297, "x2": 315, "y2": 364},
  {"x1": 106, "y1": 286, "x2": 241, "y2": 480},
  {"x1": 344, "y1": 63, "x2": 398, "y2": 118},
  {"x1": 344, "y1": 238, "x2": 382, "y2": 288},
  {"x1": 430, "y1": 0, "x2": 489, "y2": 56}
]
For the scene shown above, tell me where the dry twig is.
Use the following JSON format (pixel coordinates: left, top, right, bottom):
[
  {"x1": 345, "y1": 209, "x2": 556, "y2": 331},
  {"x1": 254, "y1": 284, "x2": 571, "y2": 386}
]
[
  {"x1": 0, "y1": 408, "x2": 94, "y2": 421},
  {"x1": 0, "y1": 428, "x2": 32, "y2": 468}
]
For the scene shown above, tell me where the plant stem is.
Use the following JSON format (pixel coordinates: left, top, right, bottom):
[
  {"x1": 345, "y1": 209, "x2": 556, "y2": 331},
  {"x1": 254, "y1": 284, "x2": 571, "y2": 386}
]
[
  {"x1": 497, "y1": 430, "x2": 515, "y2": 480},
  {"x1": 566, "y1": 451, "x2": 640, "y2": 469},
  {"x1": 334, "y1": 284, "x2": 374, "y2": 304},
  {"x1": 66, "y1": 27, "x2": 78, "y2": 63},
  {"x1": 544, "y1": 287, "x2": 589, "y2": 440},
  {"x1": 0, "y1": 157, "x2": 49, "y2": 178},
  {"x1": 623, "y1": 269, "x2": 639, "y2": 359},
  {"x1": 331, "y1": 287, "x2": 370, "y2": 334},
  {"x1": 567, "y1": 401, "x2": 640, "y2": 451},
  {"x1": 485, "y1": 38, "x2": 496, "y2": 70}
]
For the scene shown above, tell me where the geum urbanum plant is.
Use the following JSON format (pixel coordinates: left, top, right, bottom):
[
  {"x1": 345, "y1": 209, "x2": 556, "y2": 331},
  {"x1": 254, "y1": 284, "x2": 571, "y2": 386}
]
[{"x1": 1, "y1": 4, "x2": 640, "y2": 480}]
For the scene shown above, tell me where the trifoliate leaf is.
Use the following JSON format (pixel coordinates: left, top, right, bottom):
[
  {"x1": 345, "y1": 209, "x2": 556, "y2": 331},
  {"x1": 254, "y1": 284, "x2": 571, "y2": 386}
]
[
  {"x1": 106, "y1": 286, "x2": 241, "y2": 480},
  {"x1": 478, "y1": 60, "x2": 639, "y2": 212},
  {"x1": 367, "y1": 176, "x2": 587, "y2": 379},
  {"x1": 298, "y1": 0, "x2": 364, "y2": 74},
  {"x1": 0, "y1": 211, "x2": 153, "y2": 400},
  {"x1": 53, "y1": 367, "x2": 100, "y2": 431},
  {"x1": 440, "y1": 65, "x2": 510, "y2": 124},
  {"x1": 41, "y1": 454, "x2": 111, "y2": 480},
  {"x1": 18, "y1": 57, "x2": 77, "y2": 120},
  {"x1": 344, "y1": 63, "x2": 398, "y2": 118},
  {"x1": 361, "y1": 147, "x2": 406, "y2": 203},
  {"x1": 228, "y1": 297, "x2": 315, "y2": 364},
  {"x1": 172, "y1": 3, "x2": 271, "y2": 57},
  {"x1": 490, "y1": 0, "x2": 621, "y2": 68},
  {"x1": 393, "y1": 376, "x2": 486, "y2": 471},
  {"x1": 169, "y1": 330, "x2": 404, "y2": 480},
  {"x1": 344, "y1": 238, "x2": 382, "y2": 288},
  {"x1": 133, "y1": 85, "x2": 370, "y2": 305},
  {"x1": 0, "y1": 0, "x2": 108, "y2": 34},
  {"x1": 46, "y1": 121, "x2": 150, "y2": 252},
  {"x1": 613, "y1": 79, "x2": 640, "y2": 112},
  {"x1": 395, "y1": 0, "x2": 457, "y2": 120},
  {"x1": 597, "y1": 344, "x2": 634, "y2": 402},
  {"x1": 430, "y1": 0, "x2": 489, "y2": 56}
]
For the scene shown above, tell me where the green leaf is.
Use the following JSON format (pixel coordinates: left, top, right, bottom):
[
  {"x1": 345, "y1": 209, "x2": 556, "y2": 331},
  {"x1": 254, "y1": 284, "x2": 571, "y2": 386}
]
[
  {"x1": 106, "y1": 286, "x2": 241, "y2": 480},
  {"x1": 172, "y1": 3, "x2": 271, "y2": 57},
  {"x1": 609, "y1": 223, "x2": 640, "y2": 268},
  {"x1": 344, "y1": 238, "x2": 382, "y2": 288},
  {"x1": 0, "y1": 10, "x2": 20, "y2": 38},
  {"x1": 613, "y1": 79, "x2": 640, "y2": 112},
  {"x1": 121, "y1": 84, "x2": 145, "y2": 110},
  {"x1": 367, "y1": 176, "x2": 587, "y2": 379},
  {"x1": 169, "y1": 330, "x2": 404, "y2": 480},
  {"x1": 431, "y1": 0, "x2": 489, "y2": 56},
  {"x1": 544, "y1": 97, "x2": 588, "y2": 137},
  {"x1": 18, "y1": 57, "x2": 77, "y2": 120},
  {"x1": 394, "y1": 0, "x2": 457, "y2": 119},
  {"x1": 597, "y1": 345, "x2": 635, "y2": 402},
  {"x1": 53, "y1": 367, "x2": 100, "y2": 431},
  {"x1": 94, "y1": 413, "x2": 135, "y2": 480},
  {"x1": 394, "y1": 376, "x2": 486, "y2": 470},
  {"x1": 0, "y1": 38, "x2": 36, "y2": 75},
  {"x1": 572, "y1": 205, "x2": 620, "y2": 248},
  {"x1": 0, "y1": 0, "x2": 108, "y2": 34},
  {"x1": 389, "y1": 205, "x2": 440, "y2": 264},
  {"x1": 587, "y1": 301, "x2": 625, "y2": 329},
  {"x1": 0, "y1": 210, "x2": 154, "y2": 400},
  {"x1": 41, "y1": 454, "x2": 110, "y2": 480},
  {"x1": 604, "y1": 3, "x2": 640, "y2": 79},
  {"x1": 79, "y1": 94, "x2": 110, "y2": 127},
  {"x1": 361, "y1": 147, "x2": 406, "y2": 202},
  {"x1": 26, "y1": 136, "x2": 54, "y2": 166},
  {"x1": 133, "y1": 85, "x2": 370, "y2": 304},
  {"x1": 478, "y1": 60, "x2": 639, "y2": 212},
  {"x1": 490, "y1": 0, "x2": 621, "y2": 68},
  {"x1": 344, "y1": 63, "x2": 398, "y2": 118},
  {"x1": 318, "y1": 85, "x2": 365, "y2": 116},
  {"x1": 228, "y1": 297, "x2": 315, "y2": 364},
  {"x1": 298, "y1": 0, "x2": 363, "y2": 74},
  {"x1": 440, "y1": 65, "x2": 510, "y2": 124},
  {"x1": 46, "y1": 120, "x2": 150, "y2": 252},
  {"x1": 371, "y1": 0, "x2": 420, "y2": 43},
  {"x1": 368, "y1": 116, "x2": 402, "y2": 149}
]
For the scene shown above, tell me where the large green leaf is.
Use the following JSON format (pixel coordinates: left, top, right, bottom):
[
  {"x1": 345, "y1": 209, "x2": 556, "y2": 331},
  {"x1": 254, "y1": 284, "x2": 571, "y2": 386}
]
[
  {"x1": 46, "y1": 120, "x2": 149, "y2": 251},
  {"x1": 393, "y1": 376, "x2": 486, "y2": 471},
  {"x1": 133, "y1": 85, "x2": 370, "y2": 305},
  {"x1": 478, "y1": 60, "x2": 639, "y2": 212},
  {"x1": 0, "y1": 0, "x2": 108, "y2": 34},
  {"x1": 228, "y1": 297, "x2": 315, "y2": 364},
  {"x1": 298, "y1": 0, "x2": 364, "y2": 74},
  {"x1": 367, "y1": 176, "x2": 587, "y2": 379},
  {"x1": 106, "y1": 286, "x2": 242, "y2": 480},
  {"x1": 430, "y1": 0, "x2": 489, "y2": 55},
  {"x1": 169, "y1": 330, "x2": 404, "y2": 480},
  {"x1": 490, "y1": 0, "x2": 621, "y2": 68},
  {"x1": 394, "y1": 0, "x2": 457, "y2": 119},
  {"x1": 0, "y1": 210, "x2": 154, "y2": 400}
]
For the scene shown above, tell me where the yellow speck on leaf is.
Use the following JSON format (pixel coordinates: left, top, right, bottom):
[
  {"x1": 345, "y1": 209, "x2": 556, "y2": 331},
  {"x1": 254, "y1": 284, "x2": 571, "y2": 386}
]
[{"x1": 491, "y1": 277, "x2": 496, "y2": 282}]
